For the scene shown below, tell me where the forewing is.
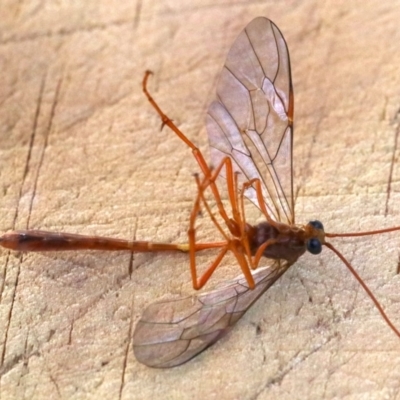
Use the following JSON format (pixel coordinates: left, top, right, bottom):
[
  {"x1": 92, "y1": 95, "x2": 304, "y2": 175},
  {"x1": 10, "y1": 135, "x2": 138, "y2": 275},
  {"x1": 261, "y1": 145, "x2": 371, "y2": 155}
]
[
  {"x1": 206, "y1": 17, "x2": 294, "y2": 224},
  {"x1": 133, "y1": 261, "x2": 290, "y2": 368}
]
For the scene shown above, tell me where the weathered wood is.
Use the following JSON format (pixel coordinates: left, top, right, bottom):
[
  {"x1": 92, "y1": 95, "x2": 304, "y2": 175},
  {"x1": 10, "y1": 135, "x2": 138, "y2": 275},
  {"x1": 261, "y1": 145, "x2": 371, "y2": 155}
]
[{"x1": 1, "y1": 1, "x2": 400, "y2": 399}]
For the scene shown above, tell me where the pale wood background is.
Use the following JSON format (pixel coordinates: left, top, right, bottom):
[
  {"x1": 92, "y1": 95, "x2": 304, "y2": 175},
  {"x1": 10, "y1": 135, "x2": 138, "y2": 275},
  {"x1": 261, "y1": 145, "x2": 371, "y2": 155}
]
[{"x1": 1, "y1": 1, "x2": 400, "y2": 399}]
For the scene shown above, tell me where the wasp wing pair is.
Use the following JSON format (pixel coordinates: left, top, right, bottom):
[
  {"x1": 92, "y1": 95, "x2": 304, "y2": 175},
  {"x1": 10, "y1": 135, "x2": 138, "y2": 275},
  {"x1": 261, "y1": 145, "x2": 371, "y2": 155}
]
[{"x1": 133, "y1": 17, "x2": 296, "y2": 368}]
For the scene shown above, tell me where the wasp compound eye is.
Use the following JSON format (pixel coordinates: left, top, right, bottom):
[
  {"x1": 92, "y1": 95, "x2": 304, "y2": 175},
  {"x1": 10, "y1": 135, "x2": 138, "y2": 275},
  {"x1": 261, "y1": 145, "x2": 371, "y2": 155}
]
[
  {"x1": 309, "y1": 220, "x2": 324, "y2": 231},
  {"x1": 307, "y1": 238, "x2": 322, "y2": 254}
]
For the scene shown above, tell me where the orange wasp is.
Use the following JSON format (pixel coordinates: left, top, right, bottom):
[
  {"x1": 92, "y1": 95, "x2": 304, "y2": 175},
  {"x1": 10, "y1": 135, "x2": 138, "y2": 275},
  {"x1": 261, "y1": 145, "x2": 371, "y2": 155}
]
[{"x1": 2, "y1": 17, "x2": 400, "y2": 368}]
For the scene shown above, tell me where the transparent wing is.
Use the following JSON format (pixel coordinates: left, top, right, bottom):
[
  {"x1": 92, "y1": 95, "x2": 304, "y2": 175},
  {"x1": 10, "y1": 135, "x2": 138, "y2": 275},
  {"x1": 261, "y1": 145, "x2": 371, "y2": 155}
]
[
  {"x1": 206, "y1": 17, "x2": 294, "y2": 224},
  {"x1": 133, "y1": 261, "x2": 290, "y2": 368}
]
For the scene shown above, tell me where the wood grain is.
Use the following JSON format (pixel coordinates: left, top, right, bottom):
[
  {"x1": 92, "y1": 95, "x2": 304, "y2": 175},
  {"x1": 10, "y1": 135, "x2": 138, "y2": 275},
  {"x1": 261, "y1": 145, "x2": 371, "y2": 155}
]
[{"x1": 1, "y1": 1, "x2": 400, "y2": 399}]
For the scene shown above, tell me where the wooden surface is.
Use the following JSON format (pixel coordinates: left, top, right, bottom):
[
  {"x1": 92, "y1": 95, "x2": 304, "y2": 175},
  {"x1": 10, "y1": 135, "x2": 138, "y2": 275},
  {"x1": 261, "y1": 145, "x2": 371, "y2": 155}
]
[{"x1": 2, "y1": 1, "x2": 400, "y2": 399}]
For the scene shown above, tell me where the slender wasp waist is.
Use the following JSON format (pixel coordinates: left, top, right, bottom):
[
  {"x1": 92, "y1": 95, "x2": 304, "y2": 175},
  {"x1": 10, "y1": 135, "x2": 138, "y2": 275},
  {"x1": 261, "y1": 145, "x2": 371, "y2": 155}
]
[{"x1": 247, "y1": 220, "x2": 326, "y2": 264}]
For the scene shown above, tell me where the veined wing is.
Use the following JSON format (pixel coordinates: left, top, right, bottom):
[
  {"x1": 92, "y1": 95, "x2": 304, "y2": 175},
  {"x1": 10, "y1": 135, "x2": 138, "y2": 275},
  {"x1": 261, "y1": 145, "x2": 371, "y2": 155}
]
[
  {"x1": 133, "y1": 260, "x2": 290, "y2": 368},
  {"x1": 206, "y1": 17, "x2": 294, "y2": 224}
]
